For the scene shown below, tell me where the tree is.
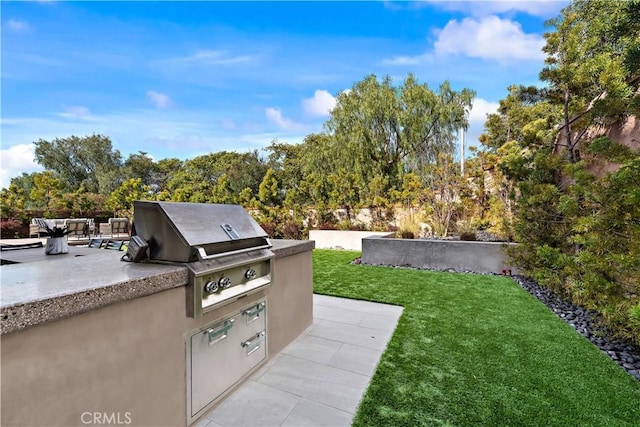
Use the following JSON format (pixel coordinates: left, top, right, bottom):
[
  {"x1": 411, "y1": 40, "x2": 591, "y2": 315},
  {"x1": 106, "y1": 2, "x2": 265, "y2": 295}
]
[
  {"x1": 496, "y1": 0, "x2": 640, "y2": 344},
  {"x1": 265, "y1": 140, "x2": 308, "y2": 207},
  {"x1": 33, "y1": 134, "x2": 123, "y2": 194},
  {"x1": 166, "y1": 151, "x2": 266, "y2": 203},
  {"x1": 540, "y1": 0, "x2": 640, "y2": 163},
  {"x1": 122, "y1": 151, "x2": 157, "y2": 187},
  {"x1": 258, "y1": 168, "x2": 281, "y2": 206},
  {"x1": 29, "y1": 171, "x2": 64, "y2": 212},
  {"x1": 325, "y1": 73, "x2": 474, "y2": 192},
  {"x1": 1, "y1": 184, "x2": 26, "y2": 218},
  {"x1": 151, "y1": 158, "x2": 183, "y2": 199},
  {"x1": 106, "y1": 178, "x2": 151, "y2": 217},
  {"x1": 422, "y1": 153, "x2": 462, "y2": 237}
]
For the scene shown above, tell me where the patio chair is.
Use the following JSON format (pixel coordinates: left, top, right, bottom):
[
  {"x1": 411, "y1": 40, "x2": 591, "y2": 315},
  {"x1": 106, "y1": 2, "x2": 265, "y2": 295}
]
[
  {"x1": 108, "y1": 218, "x2": 130, "y2": 238},
  {"x1": 87, "y1": 218, "x2": 96, "y2": 237},
  {"x1": 64, "y1": 219, "x2": 90, "y2": 240}
]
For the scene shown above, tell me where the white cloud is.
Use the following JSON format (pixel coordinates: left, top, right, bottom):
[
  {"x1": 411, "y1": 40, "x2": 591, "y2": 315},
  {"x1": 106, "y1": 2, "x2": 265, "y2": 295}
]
[
  {"x1": 434, "y1": 16, "x2": 545, "y2": 62},
  {"x1": 59, "y1": 105, "x2": 91, "y2": 118},
  {"x1": 6, "y1": 19, "x2": 30, "y2": 32},
  {"x1": 382, "y1": 54, "x2": 432, "y2": 66},
  {"x1": 173, "y1": 50, "x2": 254, "y2": 65},
  {"x1": 422, "y1": 1, "x2": 567, "y2": 18},
  {"x1": 147, "y1": 91, "x2": 172, "y2": 109},
  {"x1": 0, "y1": 144, "x2": 43, "y2": 189},
  {"x1": 465, "y1": 97, "x2": 500, "y2": 147},
  {"x1": 469, "y1": 98, "x2": 500, "y2": 125},
  {"x1": 219, "y1": 118, "x2": 236, "y2": 130},
  {"x1": 302, "y1": 90, "x2": 337, "y2": 117},
  {"x1": 265, "y1": 108, "x2": 302, "y2": 131}
]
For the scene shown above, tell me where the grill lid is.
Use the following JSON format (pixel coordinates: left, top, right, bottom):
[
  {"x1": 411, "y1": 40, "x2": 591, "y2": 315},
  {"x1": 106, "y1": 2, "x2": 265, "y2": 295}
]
[{"x1": 133, "y1": 201, "x2": 271, "y2": 263}]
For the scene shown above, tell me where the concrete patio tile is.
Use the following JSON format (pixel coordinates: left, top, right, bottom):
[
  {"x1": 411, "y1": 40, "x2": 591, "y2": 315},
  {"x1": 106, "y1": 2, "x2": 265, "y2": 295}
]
[
  {"x1": 248, "y1": 353, "x2": 282, "y2": 381},
  {"x1": 204, "y1": 380, "x2": 300, "y2": 427},
  {"x1": 257, "y1": 354, "x2": 369, "y2": 414},
  {"x1": 281, "y1": 398, "x2": 353, "y2": 427},
  {"x1": 313, "y1": 294, "x2": 402, "y2": 317},
  {"x1": 313, "y1": 303, "x2": 367, "y2": 326},
  {"x1": 193, "y1": 419, "x2": 224, "y2": 427},
  {"x1": 307, "y1": 319, "x2": 395, "y2": 351},
  {"x1": 358, "y1": 311, "x2": 403, "y2": 332},
  {"x1": 281, "y1": 334, "x2": 343, "y2": 364},
  {"x1": 327, "y1": 343, "x2": 384, "y2": 377},
  {"x1": 195, "y1": 295, "x2": 403, "y2": 427}
]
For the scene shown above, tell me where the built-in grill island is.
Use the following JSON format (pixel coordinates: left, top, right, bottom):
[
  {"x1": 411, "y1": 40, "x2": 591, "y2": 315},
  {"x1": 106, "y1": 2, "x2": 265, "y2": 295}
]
[
  {"x1": 1, "y1": 199, "x2": 314, "y2": 427},
  {"x1": 133, "y1": 201, "x2": 275, "y2": 423}
]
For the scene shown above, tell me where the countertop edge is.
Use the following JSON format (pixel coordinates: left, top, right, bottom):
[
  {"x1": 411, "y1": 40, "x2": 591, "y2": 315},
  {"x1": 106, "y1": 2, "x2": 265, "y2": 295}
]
[
  {"x1": 271, "y1": 239, "x2": 315, "y2": 258},
  {"x1": 1, "y1": 269, "x2": 190, "y2": 335},
  {"x1": 1, "y1": 240, "x2": 314, "y2": 335}
]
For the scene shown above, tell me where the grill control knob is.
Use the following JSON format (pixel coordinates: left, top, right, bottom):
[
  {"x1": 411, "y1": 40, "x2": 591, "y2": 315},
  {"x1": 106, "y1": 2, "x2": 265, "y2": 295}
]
[
  {"x1": 245, "y1": 269, "x2": 257, "y2": 280},
  {"x1": 219, "y1": 277, "x2": 232, "y2": 289},
  {"x1": 204, "y1": 280, "x2": 219, "y2": 294}
]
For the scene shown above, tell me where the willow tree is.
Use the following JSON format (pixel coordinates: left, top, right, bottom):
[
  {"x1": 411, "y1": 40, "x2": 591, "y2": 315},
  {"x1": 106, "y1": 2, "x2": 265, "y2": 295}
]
[{"x1": 324, "y1": 73, "x2": 474, "y2": 194}]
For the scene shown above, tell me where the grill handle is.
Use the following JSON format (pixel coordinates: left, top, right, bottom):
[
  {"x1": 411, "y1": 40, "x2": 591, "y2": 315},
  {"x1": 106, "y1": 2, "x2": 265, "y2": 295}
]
[{"x1": 196, "y1": 242, "x2": 272, "y2": 261}]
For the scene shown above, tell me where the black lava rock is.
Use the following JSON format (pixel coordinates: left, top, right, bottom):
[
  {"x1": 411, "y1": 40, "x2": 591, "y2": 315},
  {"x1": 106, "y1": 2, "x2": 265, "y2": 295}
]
[{"x1": 512, "y1": 275, "x2": 640, "y2": 382}]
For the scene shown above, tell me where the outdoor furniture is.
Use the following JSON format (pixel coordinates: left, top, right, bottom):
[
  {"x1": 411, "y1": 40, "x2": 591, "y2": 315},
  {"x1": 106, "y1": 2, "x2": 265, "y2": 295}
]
[
  {"x1": 30, "y1": 218, "x2": 65, "y2": 237},
  {"x1": 107, "y1": 218, "x2": 130, "y2": 237},
  {"x1": 87, "y1": 218, "x2": 96, "y2": 237},
  {"x1": 64, "y1": 218, "x2": 90, "y2": 240}
]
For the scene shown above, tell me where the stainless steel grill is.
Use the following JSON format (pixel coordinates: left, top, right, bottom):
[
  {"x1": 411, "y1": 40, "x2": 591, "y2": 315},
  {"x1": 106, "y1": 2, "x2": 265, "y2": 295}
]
[{"x1": 133, "y1": 201, "x2": 274, "y2": 317}]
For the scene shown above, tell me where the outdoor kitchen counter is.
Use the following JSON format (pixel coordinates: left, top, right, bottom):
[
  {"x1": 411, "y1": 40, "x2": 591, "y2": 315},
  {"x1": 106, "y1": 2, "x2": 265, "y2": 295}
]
[
  {"x1": 1, "y1": 238, "x2": 314, "y2": 427},
  {"x1": 0, "y1": 239, "x2": 313, "y2": 335}
]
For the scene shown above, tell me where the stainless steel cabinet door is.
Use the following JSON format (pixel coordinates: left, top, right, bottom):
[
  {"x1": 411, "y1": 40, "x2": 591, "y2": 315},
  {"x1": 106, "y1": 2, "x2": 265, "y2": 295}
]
[{"x1": 189, "y1": 300, "x2": 267, "y2": 418}]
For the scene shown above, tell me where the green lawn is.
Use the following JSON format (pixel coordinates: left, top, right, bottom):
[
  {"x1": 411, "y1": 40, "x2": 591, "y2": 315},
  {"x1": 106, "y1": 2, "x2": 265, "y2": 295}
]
[{"x1": 312, "y1": 249, "x2": 640, "y2": 427}]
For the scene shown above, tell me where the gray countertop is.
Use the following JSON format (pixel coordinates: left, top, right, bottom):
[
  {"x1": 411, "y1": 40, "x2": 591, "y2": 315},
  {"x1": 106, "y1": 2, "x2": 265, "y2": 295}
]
[{"x1": 0, "y1": 239, "x2": 314, "y2": 335}]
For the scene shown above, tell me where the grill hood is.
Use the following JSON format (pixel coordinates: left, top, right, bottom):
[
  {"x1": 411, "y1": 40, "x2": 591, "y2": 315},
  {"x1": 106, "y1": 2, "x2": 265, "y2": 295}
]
[{"x1": 133, "y1": 201, "x2": 271, "y2": 263}]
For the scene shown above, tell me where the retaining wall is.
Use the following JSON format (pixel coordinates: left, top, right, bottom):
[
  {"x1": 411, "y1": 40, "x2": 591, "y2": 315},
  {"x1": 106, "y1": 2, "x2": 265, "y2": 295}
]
[{"x1": 361, "y1": 235, "x2": 519, "y2": 274}]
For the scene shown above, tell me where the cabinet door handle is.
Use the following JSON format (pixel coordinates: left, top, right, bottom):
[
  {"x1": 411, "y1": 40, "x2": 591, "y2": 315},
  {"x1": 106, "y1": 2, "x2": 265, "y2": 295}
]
[
  {"x1": 205, "y1": 318, "x2": 234, "y2": 346},
  {"x1": 241, "y1": 330, "x2": 266, "y2": 356},
  {"x1": 242, "y1": 302, "x2": 266, "y2": 324}
]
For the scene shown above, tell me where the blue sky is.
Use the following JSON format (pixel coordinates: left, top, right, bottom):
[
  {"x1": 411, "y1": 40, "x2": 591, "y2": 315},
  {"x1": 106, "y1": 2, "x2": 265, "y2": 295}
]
[{"x1": 1, "y1": 0, "x2": 569, "y2": 189}]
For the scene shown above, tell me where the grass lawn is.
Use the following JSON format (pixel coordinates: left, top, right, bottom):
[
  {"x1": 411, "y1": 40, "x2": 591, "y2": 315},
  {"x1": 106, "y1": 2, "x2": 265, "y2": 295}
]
[{"x1": 313, "y1": 249, "x2": 640, "y2": 427}]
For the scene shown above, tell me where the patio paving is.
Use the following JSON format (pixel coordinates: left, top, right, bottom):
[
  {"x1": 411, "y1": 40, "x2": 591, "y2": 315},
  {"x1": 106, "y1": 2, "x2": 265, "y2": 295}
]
[{"x1": 194, "y1": 294, "x2": 404, "y2": 427}]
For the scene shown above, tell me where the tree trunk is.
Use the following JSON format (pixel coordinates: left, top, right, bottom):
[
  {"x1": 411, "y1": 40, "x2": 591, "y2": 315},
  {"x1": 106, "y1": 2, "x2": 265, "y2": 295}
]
[{"x1": 563, "y1": 87, "x2": 576, "y2": 164}]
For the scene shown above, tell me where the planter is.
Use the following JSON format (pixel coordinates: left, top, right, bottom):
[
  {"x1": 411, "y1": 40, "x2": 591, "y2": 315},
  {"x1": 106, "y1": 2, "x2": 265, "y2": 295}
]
[
  {"x1": 361, "y1": 235, "x2": 518, "y2": 274},
  {"x1": 45, "y1": 237, "x2": 69, "y2": 255}
]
